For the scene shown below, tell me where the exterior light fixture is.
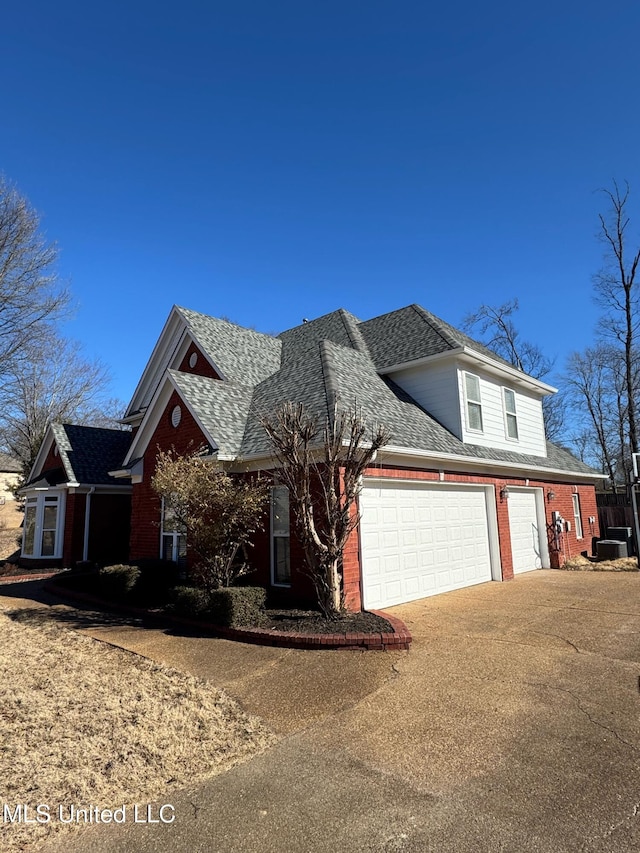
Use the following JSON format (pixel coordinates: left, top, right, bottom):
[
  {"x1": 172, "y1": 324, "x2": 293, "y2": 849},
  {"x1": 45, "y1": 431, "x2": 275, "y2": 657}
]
[
  {"x1": 547, "y1": 490, "x2": 556, "y2": 502},
  {"x1": 500, "y1": 486, "x2": 509, "y2": 501}
]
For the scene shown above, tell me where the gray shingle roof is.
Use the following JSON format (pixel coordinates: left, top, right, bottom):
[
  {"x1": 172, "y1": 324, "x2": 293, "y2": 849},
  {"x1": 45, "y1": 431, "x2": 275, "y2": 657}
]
[
  {"x1": 45, "y1": 424, "x2": 132, "y2": 486},
  {"x1": 176, "y1": 306, "x2": 282, "y2": 385},
  {"x1": 169, "y1": 371, "x2": 253, "y2": 458},
  {"x1": 163, "y1": 304, "x2": 598, "y2": 479},
  {"x1": 359, "y1": 303, "x2": 518, "y2": 372}
]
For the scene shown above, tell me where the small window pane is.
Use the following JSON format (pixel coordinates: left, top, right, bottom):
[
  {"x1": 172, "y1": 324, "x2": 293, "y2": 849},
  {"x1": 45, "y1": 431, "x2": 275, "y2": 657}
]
[
  {"x1": 506, "y1": 413, "x2": 519, "y2": 439},
  {"x1": 272, "y1": 486, "x2": 290, "y2": 536},
  {"x1": 24, "y1": 505, "x2": 36, "y2": 555},
  {"x1": 468, "y1": 401, "x2": 483, "y2": 432},
  {"x1": 273, "y1": 538, "x2": 291, "y2": 584},
  {"x1": 41, "y1": 530, "x2": 56, "y2": 556},
  {"x1": 43, "y1": 504, "x2": 57, "y2": 530},
  {"x1": 465, "y1": 373, "x2": 480, "y2": 401},
  {"x1": 504, "y1": 389, "x2": 516, "y2": 414}
]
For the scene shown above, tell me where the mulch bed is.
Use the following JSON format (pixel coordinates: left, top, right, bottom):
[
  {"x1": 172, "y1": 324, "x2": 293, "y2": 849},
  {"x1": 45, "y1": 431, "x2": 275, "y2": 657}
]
[{"x1": 258, "y1": 607, "x2": 392, "y2": 634}]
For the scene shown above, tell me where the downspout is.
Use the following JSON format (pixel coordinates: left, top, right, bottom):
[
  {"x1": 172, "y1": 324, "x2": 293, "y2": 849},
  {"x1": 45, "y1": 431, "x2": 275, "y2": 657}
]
[{"x1": 83, "y1": 487, "x2": 95, "y2": 562}]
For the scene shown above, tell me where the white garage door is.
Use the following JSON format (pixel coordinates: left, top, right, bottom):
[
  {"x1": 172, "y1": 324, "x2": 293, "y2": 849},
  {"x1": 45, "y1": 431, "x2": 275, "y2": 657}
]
[
  {"x1": 508, "y1": 490, "x2": 542, "y2": 574},
  {"x1": 359, "y1": 481, "x2": 493, "y2": 609}
]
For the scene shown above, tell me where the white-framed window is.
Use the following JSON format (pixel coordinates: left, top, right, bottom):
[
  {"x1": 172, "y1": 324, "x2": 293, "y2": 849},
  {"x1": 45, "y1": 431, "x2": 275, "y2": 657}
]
[
  {"x1": 572, "y1": 494, "x2": 583, "y2": 540},
  {"x1": 503, "y1": 388, "x2": 519, "y2": 440},
  {"x1": 271, "y1": 485, "x2": 291, "y2": 586},
  {"x1": 21, "y1": 492, "x2": 64, "y2": 559},
  {"x1": 464, "y1": 372, "x2": 483, "y2": 432},
  {"x1": 160, "y1": 499, "x2": 187, "y2": 567}
]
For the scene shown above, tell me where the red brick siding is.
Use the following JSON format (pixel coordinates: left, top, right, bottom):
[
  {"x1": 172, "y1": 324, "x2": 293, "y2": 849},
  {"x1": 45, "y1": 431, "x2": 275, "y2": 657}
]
[
  {"x1": 177, "y1": 343, "x2": 221, "y2": 380},
  {"x1": 63, "y1": 492, "x2": 86, "y2": 565},
  {"x1": 88, "y1": 494, "x2": 131, "y2": 565},
  {"x1": 40, "y1": 442, "x2": 64, "y2": 477},
  {"x1": 129, "y1": 390, "x2": 209, "y2": 561}
]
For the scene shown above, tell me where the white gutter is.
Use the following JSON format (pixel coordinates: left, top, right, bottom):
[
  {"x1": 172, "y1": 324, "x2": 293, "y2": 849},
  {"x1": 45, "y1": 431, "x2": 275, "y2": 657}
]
[
  {"x1": 226, "y1": 444, "x2": 605, "y2": 482},
  {"x1": 379, "y1": 444, "x2": 607, "y2": 480}
]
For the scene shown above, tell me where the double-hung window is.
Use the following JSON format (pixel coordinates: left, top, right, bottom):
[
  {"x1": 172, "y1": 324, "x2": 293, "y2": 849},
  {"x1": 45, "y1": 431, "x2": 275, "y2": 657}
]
[
  {"x1": 271, "y1": 485, "x2": 291, "y2": 586},
  {"x1": 160, "y1": 499, "x2": 187, "y2": 567},
  {"x1": 464, "y1": 373, "x2": 483, "y2": 432},
  {"x1": 503, "y1": 388, "x2": 519, "y2": 440},
  {"x1": 21, "y1": 493, "x2": 63, "y2": 558},
  {"x1": 572, "y1": 494, "x2": 583, "y2": 540}
]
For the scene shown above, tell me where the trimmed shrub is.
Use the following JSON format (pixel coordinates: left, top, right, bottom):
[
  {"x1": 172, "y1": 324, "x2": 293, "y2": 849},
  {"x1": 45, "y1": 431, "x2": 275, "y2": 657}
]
[
  {"x1": 168, "y1": 586, "x2": 212, "y2": 618},
  {"x1": 99, "y1": 564, "x2": 141, "y2": 601},
  {"x1": 131, "y1": 558, "x2": 179, "y2": 605},
  {"x1": 208, "y1": 586, "x2": 266, "y2": 628}
]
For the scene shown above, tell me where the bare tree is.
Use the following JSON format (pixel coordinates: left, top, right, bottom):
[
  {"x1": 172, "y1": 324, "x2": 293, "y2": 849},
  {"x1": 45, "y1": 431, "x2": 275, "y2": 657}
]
[
  {"x1": 0, "y1": 335, "x2": 124, "y2": 476},
  {"x1": 593, "y1": 180, "x2": 640, "y2": 456},
  {"x1": 462, "y1": 299, "x2": 565, "y2": 441},
  {"x1": 564, "y1": 346, "x2": 622, "y2": 486},
  {"x1": 261, "y1": 400, "x2": 390, "y2": 616},
  {"x1": 463, "y1": 299, "x2": 554, "y2": 377},
  {"x1": 0, "y1": 176, "x2": 69, "y2": 379}
]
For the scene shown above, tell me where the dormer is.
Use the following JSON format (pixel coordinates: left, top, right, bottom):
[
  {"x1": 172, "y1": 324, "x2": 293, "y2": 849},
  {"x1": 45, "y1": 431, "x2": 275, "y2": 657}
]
[
  {"x1": 381, "y1": 348, "x2": 554, "y2": 457},
  {"x1": 358, "y1": 304, "x2": 555, "y2": 458}
]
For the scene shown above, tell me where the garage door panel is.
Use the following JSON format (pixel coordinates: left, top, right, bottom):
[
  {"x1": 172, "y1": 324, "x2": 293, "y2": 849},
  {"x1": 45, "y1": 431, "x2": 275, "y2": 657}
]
[{"x1": 360, "y1": 482, "x2": 492, "y2": 609}]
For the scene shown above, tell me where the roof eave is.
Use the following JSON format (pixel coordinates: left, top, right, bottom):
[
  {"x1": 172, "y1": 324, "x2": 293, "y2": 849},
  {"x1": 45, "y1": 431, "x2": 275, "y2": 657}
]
[
  {"x1": 380, "y1": 347, "x2": 556, "y2": 395},
  {"x1": 377, "y1": 444, "x2": 605, "y2": 481}
]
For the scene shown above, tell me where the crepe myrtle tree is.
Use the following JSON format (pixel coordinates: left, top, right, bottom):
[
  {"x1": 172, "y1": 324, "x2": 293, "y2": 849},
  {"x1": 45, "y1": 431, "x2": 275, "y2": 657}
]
[
  {"x1": 261, "y1": 400, "x2": 391, "y2": 617},
  {"x1": 151, "y1": 448, "x2": 269, "y2": 591}
]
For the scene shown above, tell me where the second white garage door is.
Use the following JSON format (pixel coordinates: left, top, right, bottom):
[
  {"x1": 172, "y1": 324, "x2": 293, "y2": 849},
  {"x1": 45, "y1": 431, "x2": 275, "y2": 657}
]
[{"x1": 359, "y1": 481, "x2": 493, "y2": 610}]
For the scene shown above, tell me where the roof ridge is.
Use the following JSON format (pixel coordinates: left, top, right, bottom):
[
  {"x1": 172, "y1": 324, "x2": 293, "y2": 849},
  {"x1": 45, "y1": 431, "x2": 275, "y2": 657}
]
[
  {"x1": 338, "y1": 309, "x2": 369, "y2": 355},
  {"x1": 176, "y1": 305, "x2": 280, "y2": 343},
  {"x1": 319, "y1": 340, "x2": 339, "y2": 420},
  {"x1": 410, "y1": 304, "x2": 461, "y2": 350}
]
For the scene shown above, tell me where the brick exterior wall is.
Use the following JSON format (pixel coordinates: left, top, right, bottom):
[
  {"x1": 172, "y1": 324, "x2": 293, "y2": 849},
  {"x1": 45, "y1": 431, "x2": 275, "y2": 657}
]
[
  {"x1": 88, "y1": 494, "x2": 131, "y2": 565},
  {"x1": 41, "y1": 442, "x2": 64, "y2": 476},
  {"x1": 63, "y1": 492, "x2": 86, "y2": 566},
  {"x1": 127, "y1": 386, "x2": 601, "y2": 611},
  {"x1": 129, "y1": 390, "x2": 209, "y2": 561},
  {"x1": 130, "y1": 398, "x2": 319, "y2": 605},
  {"x1": 177, "y1": 343, "x2": 221, "y2": 380},
  {"x1": 342, "y1": 463, "x2": 601, "y2": 610}
]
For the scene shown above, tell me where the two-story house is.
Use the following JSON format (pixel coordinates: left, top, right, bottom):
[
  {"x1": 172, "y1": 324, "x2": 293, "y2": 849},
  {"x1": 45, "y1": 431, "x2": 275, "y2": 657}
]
[{"x1": 20, "y1": 304, "x2": 603, "y2": 610}]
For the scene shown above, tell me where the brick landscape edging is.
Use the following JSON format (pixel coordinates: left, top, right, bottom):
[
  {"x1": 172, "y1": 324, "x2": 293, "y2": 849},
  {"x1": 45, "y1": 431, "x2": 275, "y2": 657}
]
[
  {"x1": 0, "y1": 571, "x2": 60, "y2": 585},
  {"x1": 42, "y1": 577, "x2": 412, "y2": 651}
]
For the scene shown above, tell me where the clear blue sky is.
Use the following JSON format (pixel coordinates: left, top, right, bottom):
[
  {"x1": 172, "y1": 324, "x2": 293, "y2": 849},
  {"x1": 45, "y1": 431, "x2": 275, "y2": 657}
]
[{"x1": 2, "y1": 1, "x2": 639, "y2": 404}]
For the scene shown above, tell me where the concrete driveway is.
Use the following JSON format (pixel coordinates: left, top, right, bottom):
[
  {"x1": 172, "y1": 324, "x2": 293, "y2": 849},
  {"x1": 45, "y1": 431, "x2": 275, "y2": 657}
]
[{"x1": 6, "y1": 570, "x2": 640, "y2": 852}]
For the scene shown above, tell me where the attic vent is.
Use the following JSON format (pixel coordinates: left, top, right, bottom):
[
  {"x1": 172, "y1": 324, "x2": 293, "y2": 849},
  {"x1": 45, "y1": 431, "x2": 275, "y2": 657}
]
[
  {"x1": 171, "y1": 406, "x2": 182, "y2": 428},
  {"x1": 53, "y1": 446, "x2": 59, "y2": 456},
  {"x1": 189, "y1": 352, "x2": 198, "y2": 368}
]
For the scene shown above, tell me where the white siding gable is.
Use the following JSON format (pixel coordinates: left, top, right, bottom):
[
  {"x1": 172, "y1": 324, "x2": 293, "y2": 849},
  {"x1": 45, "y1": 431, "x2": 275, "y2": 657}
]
[
  {"x1": 389, "y1": 357, "x2": 548, "y2": 457},
  {"x1": 457, "y1": 366, "x2": 547, "y2": 456},
  {"x1": 392, "y1": 360, "x2": 462, "y2": 437}
]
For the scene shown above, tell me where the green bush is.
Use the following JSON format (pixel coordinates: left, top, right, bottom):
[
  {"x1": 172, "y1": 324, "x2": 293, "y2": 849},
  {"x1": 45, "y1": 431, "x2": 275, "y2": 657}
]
[
  {"x1": 131, "y1": 558, "x2": 179, "y2": 605},
  {"x1": 99, "y1": 564, "x2": 141, "y2": 601},
  {"x1": 208, "y1": 586, "x2": 266, "y2": 628},
  {"x1": 168, "y1": 586, "x2": 212, "y2": 618},
  {"x1": 167, "y1": 585, "x2": 266, "y2": 627}
]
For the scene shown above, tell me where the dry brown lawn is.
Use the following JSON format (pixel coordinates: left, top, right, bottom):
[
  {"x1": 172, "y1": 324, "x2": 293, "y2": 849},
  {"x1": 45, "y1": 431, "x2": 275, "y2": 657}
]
[
  {"x1": 563, "y1": 554, "x2": 639, "y2": 571},
  {"x1": 0, "y1": 512, "x2": 21, "y2": 562},
  {"x1": 0, "y1": 604, "x2": 276, "y2": 852}
]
